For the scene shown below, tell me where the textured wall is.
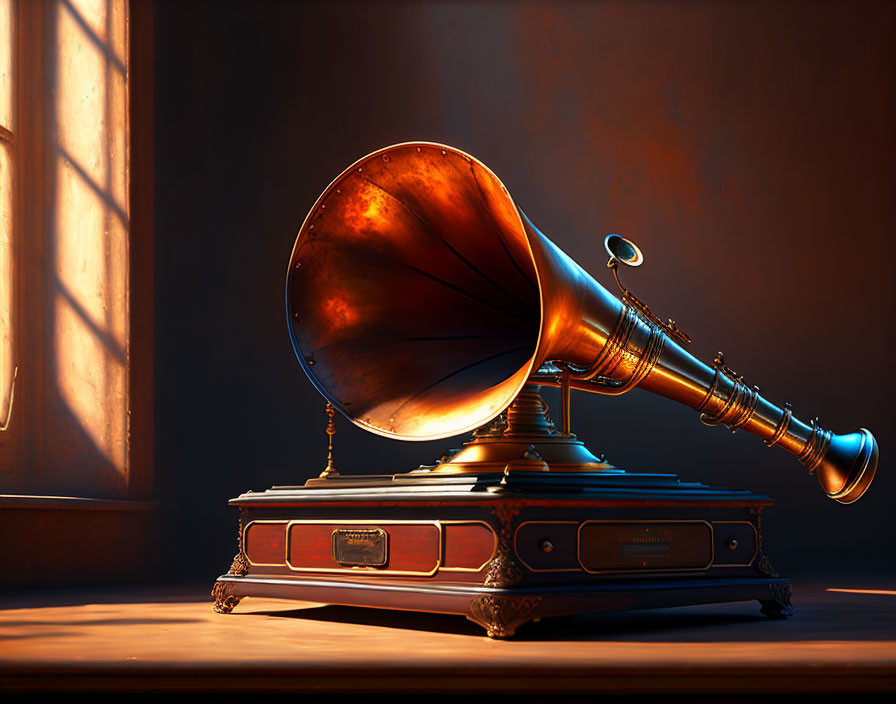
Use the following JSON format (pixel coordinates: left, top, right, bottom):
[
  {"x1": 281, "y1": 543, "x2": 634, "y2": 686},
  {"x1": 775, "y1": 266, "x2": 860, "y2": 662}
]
[{"x1": 155, "y1": 1, "x2": 895, "y2": 581}]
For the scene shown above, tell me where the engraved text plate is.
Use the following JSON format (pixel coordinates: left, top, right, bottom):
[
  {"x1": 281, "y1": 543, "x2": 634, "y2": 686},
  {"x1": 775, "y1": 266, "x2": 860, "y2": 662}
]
[
  {"x1": 331, "y1": 527, "x2": 388, "y2": 567},
  {"x1": 579, "y1": 521, "x2": 712, "y2": 572}
]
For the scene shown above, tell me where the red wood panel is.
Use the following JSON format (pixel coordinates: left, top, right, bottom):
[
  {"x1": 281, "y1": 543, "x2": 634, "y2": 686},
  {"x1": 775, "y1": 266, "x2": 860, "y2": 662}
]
[
  {"x1": 288, "y1": 523, "x2": 440, "y2": 574},
  {"x1": 442, "y1": 523, "x2": 495, "y2": 570},
  {"x1": 245, "y1": 523, "x2": 287, "y2": 565}
]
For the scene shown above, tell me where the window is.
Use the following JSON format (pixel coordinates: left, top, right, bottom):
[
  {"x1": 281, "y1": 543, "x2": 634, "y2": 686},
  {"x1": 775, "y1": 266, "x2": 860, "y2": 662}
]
[
  {"x1": 0, "y1": 0, "x2": 17, "y2": 473},
  {"x1": 0, "y1": 0, "x2": 153, "y2": 501}
]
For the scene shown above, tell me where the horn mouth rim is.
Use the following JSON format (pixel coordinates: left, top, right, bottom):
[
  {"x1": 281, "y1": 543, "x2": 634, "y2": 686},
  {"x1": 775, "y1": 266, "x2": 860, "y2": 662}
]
[
  {"x1": 827, "y1": 428, "x2": 878, "y2": 504},
  {"x1": 284, "y1": 141, "x2": 544, "y2": 441},
  {"x1": 604, "y1": 233, "x2": 644, "y2": 267}
]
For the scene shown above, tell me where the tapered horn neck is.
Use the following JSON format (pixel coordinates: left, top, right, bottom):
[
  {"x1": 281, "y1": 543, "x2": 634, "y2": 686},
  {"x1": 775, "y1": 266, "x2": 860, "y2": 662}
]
[{"x1": 519, "y1": 214, "x2": 878, "y2": 503}]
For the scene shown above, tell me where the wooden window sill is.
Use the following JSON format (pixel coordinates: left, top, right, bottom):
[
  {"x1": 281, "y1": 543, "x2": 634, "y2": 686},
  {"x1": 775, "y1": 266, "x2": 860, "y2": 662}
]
[{"x1": 0, "y1": 494, "x2": 157, "y2": 511}]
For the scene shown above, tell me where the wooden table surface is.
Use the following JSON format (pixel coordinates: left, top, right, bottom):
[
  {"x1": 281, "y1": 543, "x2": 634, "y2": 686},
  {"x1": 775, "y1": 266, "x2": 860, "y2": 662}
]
[{"x1": 1, "y1": 580, "x2": 894, "y2": 694}]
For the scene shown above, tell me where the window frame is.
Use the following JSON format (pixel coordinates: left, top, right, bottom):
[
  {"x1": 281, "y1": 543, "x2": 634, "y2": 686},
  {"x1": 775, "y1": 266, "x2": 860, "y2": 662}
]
[{"x1": 0, "y1": 0, "x2": 155, "y2": 586}]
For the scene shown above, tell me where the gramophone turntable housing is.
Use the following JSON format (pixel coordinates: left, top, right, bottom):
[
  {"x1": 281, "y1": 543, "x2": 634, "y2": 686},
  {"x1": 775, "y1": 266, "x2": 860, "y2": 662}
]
[{"x1": 212, "y1": 143, "x2": 877, "y2": 637}]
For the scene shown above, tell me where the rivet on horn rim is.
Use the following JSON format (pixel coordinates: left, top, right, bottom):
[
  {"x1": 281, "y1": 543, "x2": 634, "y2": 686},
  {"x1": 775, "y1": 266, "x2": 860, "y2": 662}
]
[
  {"x1": 416, "y1": 147, "x2": 421, "y2": 152},
  {"x1": 382, "y1": 154, "x2": 390, "y2": 162},
  {"x1": 441, "y1": 150, "x2": 447, "y2": 155}
]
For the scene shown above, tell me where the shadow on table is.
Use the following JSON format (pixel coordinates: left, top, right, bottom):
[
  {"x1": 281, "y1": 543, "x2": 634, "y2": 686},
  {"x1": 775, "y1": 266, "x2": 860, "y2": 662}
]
[
  {"x1": 245, "y1": 593, "x2": 896, "y2": 642},
  {"x1": 244, "y1": 602, "x2": 771, "y2": 641}
]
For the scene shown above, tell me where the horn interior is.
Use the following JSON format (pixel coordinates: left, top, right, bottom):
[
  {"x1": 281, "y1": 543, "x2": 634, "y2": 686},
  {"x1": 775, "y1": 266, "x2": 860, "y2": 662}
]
[{"x1": 286, "y1": 143, "x2": 542, "y2": 440}]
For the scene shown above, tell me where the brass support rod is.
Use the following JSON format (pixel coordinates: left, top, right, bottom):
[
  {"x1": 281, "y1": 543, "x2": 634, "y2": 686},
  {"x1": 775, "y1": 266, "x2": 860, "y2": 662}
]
[
  {"x1": 318, "y1": 402, "x2": 339, "y2": 479},
  {"x1": 560, "y1": 371, "x2": 571, "y2": 436}
]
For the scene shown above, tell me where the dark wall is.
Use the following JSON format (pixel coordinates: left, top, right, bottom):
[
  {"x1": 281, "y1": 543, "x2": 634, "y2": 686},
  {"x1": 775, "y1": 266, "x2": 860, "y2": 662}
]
[{"x1": 155, "y1": 0, "x2": 895, "y2": 582}]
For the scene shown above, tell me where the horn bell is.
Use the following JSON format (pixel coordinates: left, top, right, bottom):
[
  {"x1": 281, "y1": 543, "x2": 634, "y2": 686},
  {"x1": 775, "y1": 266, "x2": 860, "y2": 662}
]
[
  {"x1": 817, "y1": 428, "x2": 878, "y2": 504},
  {"x1": 286, "y1": 142, "x2": 543, "y2": 440}
]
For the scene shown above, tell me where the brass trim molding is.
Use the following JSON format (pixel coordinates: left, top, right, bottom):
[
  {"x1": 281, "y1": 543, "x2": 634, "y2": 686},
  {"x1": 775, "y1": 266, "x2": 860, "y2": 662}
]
[
  {"x1": 243, "y1": 519, "x2": 290, "y2": 567},
  {"x1": 576, "y1": 519, "x2": 715, "y2": 575},
  {"x1": 285, "y1": 519, "x2": 442, "y2": 577},
  {"x1": 515, "y1": 519, "x2": 727, "y2": 574},
  {"x1": 438, "y1": 520, "x2": 498, "y2": 573},
  {"x1": 514, "y1": 520, "x2": 582, "y2": 573},
  {"x1": 245, "y1": 519, "x2": 497, "y2": 574},
  {"x1": 711, "y1": 520, "x2": 759, "y2": 567}
]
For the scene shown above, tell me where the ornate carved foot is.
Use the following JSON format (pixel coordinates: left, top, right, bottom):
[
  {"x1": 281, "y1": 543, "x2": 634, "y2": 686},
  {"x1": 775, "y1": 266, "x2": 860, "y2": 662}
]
[
  {"x1": 211, "y1": 551, "x2": 250, "y2": 614},
  {"x1": 211, "y1": 580, "x2": 243, "y2": 614},
  {"x1": 759, "y1": 595, "x2": 794, "y2": 619},
  {"x1": 467, "y1": 594, "x2": 541, "y2": 638},
  {"x1": 757, "y1": 553, "x2": 794, "y2": 619}
]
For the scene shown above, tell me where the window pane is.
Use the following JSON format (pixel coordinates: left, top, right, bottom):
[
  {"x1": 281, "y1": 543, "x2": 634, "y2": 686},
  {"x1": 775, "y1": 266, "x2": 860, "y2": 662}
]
[
  {"x1": 0, "y1": 0, "x2": 12, "y2": 130},
  {"x1": 0, "y1": 141, "x2": 12, "y2": 435},
  {"x1": 51, "y1": 0, "x2": 129, "y2": 477},
  {"x1": 0, "y1": 0, "x2": 13, "y2": 436}
]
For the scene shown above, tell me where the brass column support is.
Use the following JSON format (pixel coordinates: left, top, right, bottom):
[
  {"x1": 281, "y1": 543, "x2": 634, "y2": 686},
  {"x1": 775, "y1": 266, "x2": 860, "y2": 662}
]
[{"x1": 318, "y1": 402, "x2": 340, "y2": 479}]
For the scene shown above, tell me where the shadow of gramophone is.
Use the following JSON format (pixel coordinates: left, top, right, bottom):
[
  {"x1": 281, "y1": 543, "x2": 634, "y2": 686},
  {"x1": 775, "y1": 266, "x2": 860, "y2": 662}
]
[{"x1": 212, "y1": 143, "x2": 878, "y2": 638}]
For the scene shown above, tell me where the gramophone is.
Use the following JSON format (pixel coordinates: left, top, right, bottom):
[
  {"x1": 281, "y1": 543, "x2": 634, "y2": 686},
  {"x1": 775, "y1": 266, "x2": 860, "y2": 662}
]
[{"x1": 212, "y1": 142, "x2": 878, "y2": 637}]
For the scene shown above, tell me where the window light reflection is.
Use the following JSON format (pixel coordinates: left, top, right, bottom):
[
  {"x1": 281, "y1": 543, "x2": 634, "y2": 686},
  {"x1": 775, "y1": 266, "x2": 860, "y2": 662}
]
[
  {"x1": 0, "y1": 0, "x2": 14, "y2": 433},
  {"x1": 52, "y1": 0, "x2": 128, "y2": 477}
]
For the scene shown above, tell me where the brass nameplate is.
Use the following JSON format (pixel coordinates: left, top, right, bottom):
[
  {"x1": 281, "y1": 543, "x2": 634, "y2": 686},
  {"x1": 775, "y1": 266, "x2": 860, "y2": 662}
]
[
  {"x1": 579, "y1": 522, "x2": 712, "y2": 572},
  {"x1": 331, "y1": 527, "x2": 388, "y2": 567}
]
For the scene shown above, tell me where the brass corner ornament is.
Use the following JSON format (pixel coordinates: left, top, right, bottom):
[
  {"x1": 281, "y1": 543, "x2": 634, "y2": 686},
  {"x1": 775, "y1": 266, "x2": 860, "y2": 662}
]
[
  {"x1": 228, "y1": 551, "x2": 250, "y2": 577},
  {"x1": 484, "y1": 503, "x2": 524, "y2": 588},
  {"x1": 230, "y1": 510, "x2": 250, "y2": 576},
  {"x1": 467, "y1": 594, "x2": 542, "y2": 638}
]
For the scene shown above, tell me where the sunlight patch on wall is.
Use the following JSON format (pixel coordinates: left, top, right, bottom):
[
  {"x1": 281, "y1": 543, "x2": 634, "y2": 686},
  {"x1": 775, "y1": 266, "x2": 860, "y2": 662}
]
[
  {"x1": 52, "y1": 0, "x2": 129, "y2": 475},
  {"x1": 0, "y1": 144, "x2": 12, "y2": 434},
  {"x1": 54, "y1": 290, "x2": 127, "y2": 470},
  {"x1": 0, "y1": 0, "x2": 11, "y2": 128},
  {"x1": 0, "y1": 0, "x2": 14, "y2": 437},
  {"x1": 65, "y1": 0, "x2": 127, "y2": 66}
]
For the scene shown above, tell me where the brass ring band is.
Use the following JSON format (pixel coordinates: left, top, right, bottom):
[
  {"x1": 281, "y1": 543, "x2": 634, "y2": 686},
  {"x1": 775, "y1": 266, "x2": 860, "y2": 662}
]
[
  {"x1": 696, "y1": 369, "x2": 721, "y2": 413},
  {"x1": 571, "y1": 307, "x2": 665, "y2": 396},
  {"x1": 612, "y1": 323, "x2": 665, "y2": 394},
  {"x1": 716, "y1": 381, "x2": 745, "y2": 427},
  {"x1": 730, "y1": 385, "x2": 761, "y2": 430},
  {"x1": 579, "y1": 306, "x2": 638, "y2": 381},
  {"x1": 766, "y1": 403, "x2": 792, "y2": 448},
  {"x1": 701, "y1": 377, "x2": 742, "y2": 427},
  {"x1": 797, "y1": 419, "x2": 832, "y2": 473}
]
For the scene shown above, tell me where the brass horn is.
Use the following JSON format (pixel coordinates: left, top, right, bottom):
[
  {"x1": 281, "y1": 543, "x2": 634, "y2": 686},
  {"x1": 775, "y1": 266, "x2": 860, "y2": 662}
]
[{"x1": 286, "y1": 142, "x2": 878, "y2": 504}]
